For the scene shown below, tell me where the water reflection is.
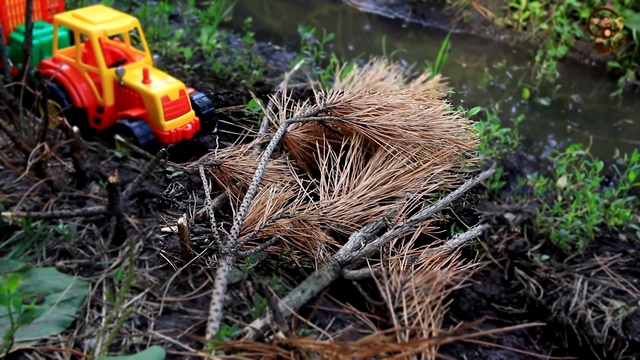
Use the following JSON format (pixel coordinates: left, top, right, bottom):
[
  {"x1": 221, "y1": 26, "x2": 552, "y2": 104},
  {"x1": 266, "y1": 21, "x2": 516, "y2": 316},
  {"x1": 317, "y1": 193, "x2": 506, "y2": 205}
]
[{"x1": 223, "y1": 0, "x2": 640, "y2": 161}]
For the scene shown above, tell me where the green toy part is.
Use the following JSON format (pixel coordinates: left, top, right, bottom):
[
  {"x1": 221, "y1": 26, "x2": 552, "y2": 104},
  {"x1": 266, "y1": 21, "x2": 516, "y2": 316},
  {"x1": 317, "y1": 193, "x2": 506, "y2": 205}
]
[{"x1": 7, "y1": 21, "x2": 71, "y2": 71}]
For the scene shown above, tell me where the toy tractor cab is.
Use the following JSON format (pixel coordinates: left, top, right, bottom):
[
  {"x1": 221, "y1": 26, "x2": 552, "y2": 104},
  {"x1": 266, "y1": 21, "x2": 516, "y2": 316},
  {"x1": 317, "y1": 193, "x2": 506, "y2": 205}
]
[{"x1": 35, "y1": 4, "x2": 215, "y2": 150}]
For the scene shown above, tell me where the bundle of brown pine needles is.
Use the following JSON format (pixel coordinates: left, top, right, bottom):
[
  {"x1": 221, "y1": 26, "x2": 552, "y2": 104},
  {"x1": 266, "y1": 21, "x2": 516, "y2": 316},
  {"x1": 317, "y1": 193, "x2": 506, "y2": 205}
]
[{"x1": 192, "y1": 56, "x2": 497, "y2": 358}]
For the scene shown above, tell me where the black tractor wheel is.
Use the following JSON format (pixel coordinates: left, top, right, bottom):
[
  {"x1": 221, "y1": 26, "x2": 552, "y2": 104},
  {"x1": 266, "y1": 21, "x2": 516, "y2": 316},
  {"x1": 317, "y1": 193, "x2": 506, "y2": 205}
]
[
  {"x1": 38, "y1": 80, "x2": 93, "y2": 138},
  {"x1": 40, "y1": 81, "x2": 75, "y2": 124},
  {"x1": 112, "y1": 119, "x2": 158, "y2": 153},
  {"x1": 189, "y1": 91, "x2": 216, "y2": 130}
]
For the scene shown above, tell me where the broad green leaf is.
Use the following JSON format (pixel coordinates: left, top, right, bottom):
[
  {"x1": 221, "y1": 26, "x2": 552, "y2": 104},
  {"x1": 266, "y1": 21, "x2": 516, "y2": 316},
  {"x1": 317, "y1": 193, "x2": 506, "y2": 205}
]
[
  {"x1": 623, "y1": 12, "x2": 640, "y2": 32},
  {"x1": 0, "y1": 262, "x2": 89, "y2": 346},
  {"x1": 98, "y1": 346, "x2": 166, "y2": 360},
  {"x1": 0, "y1": 260, "x2": 31, "y2": 275}
]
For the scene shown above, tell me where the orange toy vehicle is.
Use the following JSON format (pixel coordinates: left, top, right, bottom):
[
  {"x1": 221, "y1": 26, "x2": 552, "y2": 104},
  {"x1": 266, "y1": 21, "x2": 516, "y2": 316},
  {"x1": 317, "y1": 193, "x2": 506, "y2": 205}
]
[{"x1": 1, "y1": 1, "x2": 216, "y2": 150}]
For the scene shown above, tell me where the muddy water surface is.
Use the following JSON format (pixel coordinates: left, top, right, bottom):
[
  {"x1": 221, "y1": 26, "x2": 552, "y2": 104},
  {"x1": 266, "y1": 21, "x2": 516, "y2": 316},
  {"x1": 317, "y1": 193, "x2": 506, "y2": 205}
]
[{"x1": 223, "y1": 0, "x2": 640, "y2": 163}]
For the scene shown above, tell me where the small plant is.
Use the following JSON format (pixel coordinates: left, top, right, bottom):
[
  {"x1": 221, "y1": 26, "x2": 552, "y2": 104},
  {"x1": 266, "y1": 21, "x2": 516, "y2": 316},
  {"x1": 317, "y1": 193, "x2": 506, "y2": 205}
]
[
  {"x1": 0, "y1": 272, "x2": 45, "y2": 355},
  {"x1": 295, "y1": 25, "x2": 339, "y2": 88},
  {"x1": 476, "y1": 0, "x2": 640, "y2": 90},
  {"x1": 473, "y1": 104, "x2": 524, "y2": 161},
  {"x1": 0, "y1": 260, "x2": 88, "y2": 356},
  {"x1": 528, "y1": 143, "x2": 640, "y2": 252},
  {"x1": 424, "y1": 27, "x2": 454, "y2": 78}
]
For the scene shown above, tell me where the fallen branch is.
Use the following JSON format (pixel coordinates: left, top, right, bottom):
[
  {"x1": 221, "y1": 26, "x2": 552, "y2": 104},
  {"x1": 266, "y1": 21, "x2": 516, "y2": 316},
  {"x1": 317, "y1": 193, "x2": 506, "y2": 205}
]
[
  {"x1": 200, "y1": 164, "x2": 236, "y2": 341},
  {"x1": 194, "y1": 62, "x2": 307, "y2": 223},
  {"x1": 242, "y1": 165, "x2": 496, "y2": 340},
  {"x1": 1, "y1": 148, "x2": 170, "y2": 242},
  {"x1": 254, "y1": 59, "x2": 305, "y2": 152},
  {"x1": 202, "y1": 108, "x2": 348, "y2": 341}
]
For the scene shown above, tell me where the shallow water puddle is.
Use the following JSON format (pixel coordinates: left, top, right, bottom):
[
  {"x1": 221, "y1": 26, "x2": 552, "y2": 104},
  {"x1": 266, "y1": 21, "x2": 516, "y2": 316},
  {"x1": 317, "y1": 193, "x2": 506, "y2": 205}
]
[{"x1": 223, "y1": 0, "x2": 640, "y2": 163}]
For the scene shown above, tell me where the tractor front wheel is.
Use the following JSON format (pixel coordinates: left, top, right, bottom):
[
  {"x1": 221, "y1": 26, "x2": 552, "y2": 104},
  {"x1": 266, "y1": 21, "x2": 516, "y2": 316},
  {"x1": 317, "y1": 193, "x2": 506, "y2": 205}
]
[
  {"x1": 112, "y1": 119, "x2": 157, "y2": 153},
  {"x1": 189, "y1": 91, "x2": 216, "y2": 131}
]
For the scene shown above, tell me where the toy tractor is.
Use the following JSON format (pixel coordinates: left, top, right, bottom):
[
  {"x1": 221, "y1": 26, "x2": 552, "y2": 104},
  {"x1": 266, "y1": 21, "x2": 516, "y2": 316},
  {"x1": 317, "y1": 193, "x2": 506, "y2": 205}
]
[{"x1": 1, "y1": 1, "x2": 216, "y2": 150}]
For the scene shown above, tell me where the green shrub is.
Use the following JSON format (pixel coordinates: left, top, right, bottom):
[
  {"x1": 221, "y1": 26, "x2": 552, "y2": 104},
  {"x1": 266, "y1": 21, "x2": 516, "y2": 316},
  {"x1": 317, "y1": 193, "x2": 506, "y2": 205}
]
[{"x1": 528, "y1": 143, "x2": 640, "y2": 252}]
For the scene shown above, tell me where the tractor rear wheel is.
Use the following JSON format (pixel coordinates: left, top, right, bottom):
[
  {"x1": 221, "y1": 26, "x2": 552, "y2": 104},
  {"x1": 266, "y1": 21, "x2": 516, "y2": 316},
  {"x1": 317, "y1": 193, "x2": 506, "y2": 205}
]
[
  {"x1": 40, "y1": 81, "x2": 75, "y2": 125},
  {"x1": 189, "y1": 91, "x2": 216, "y2": 130},
  {"x1": 112, "y1": 119, "x2": 157, "y2": 153}
]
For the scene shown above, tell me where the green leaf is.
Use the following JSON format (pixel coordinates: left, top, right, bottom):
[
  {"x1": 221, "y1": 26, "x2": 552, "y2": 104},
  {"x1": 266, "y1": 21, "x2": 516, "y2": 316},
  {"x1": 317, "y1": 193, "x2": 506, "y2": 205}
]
[
  {"x1": 98, "y1": 346, "x2": 166, "y2": 360},
  {"x1": 536, "y1": 97, "x2": 551, "y2": 106},
  {"x1": 467, "y1": 106, "x2": 482, "y2": 117},
  {"x1": 522, "y1": 87, "x2": 530, "y2": 100},
  {"x1": 623, "y1": 12, "x2": 640, "y2": 32},
  {"x1": 0, "y1": 262, "x2": 89, "y2": 346},
  {"x1": 0, "y1": 260, "x2": 31, "y2": 275},
  {"x1": 227, "y1": 267, "x2": 245, "y2": 285}
]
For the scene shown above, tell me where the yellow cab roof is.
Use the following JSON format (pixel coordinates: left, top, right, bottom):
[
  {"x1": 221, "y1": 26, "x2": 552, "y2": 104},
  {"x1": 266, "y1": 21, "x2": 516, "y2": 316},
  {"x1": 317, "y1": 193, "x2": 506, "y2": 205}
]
[{"x1": 53, "y1": 5, "x2": 139, "y2": 36}]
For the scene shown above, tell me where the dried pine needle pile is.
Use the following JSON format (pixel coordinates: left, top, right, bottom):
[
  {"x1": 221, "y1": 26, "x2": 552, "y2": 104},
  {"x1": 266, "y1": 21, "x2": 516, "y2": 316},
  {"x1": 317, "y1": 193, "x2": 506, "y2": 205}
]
[{"x1": 194, "y1": 57, "x2": 482, "y2": 358}]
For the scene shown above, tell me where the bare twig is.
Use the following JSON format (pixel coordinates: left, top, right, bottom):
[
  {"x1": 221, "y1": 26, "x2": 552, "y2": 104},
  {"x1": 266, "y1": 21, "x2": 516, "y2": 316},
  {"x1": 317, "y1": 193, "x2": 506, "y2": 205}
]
[
  {"x1": 198, "y1": 164, "x2": 223, "y2": 248},
  {"x1": 106, "y1": 170, "x2": 126, "y2": 245},
  {"x1": 254, "y1": 59, "x2": 305, "y2": 151},
  {"x1": 18, "y1": 0, "x2": 34, "y2": 81},
  {"x1": 242, "y1": 165, "x2": 496, "y2": 340},
  {"x1": 177, "y1": 213, "x2": 192, "y2": 262},
  {"x1": 121, "y1": 147, "x2": 168, "y2": 201},
  {"x1": 343, "y1": 268, "x2": 380, "y2": 280},
  {"x1": 203, "y1": 109, "x2": 344, "y2": 342},
  {"x1": 237, "y1": 236, "x2": 280, "y2": 259},
  {"x1": 1, "y1": 147, "x2": 170, "y2": 243},
  {"x1": 2, "y1": 206, "x2": 107, "y2": 220},
  {"x1": 0, "y1": 115, "x2": 33, "y2": 154},
  {"x1": 200, "y1": 163, "x2": 237, "y2": 341},
  {"x1": 267, "y1": 288, "x2": 291, "y2": 338},
  {"x1": 194, "y1": 191, "x2": 229, "y2": 221},
  {"x1": 63, "y1": 124, "x2": 88, "y2": 188},
  {"x1": 420, "y1": 223, "x2": 489, "y2": 258},
  {"x1": 114, "y1": 134, "x2": 155, "y2": 161},
  {"x1": 338, "y1": 164, "x2": 496, "y2": 265}
]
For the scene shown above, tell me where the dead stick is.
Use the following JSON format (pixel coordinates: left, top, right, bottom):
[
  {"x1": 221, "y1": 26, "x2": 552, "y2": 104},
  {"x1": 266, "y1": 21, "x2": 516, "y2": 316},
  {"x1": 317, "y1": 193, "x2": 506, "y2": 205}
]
[
  {"x1": 177, "y1": 213, "x2": 192, "y2": 262},
  {"x1": 242, "y1": 165, "x2": 496, "y2": 340},
  {"x1": 195, "y1": 61, "x2": 306, "y2": 221},
  {"x1": 67, "y1": 125, "x2": 88, "y2": 188},
  {"x1": 122, "y1": 147, "x2": 168, "y2": 201},
  {"x1": 2, "y1": 206, "x2": 106, "y2": 220},
  {"x1": 199, "y1": 164, "x2": 237, "y2": 342},
  {"x1": 204, "y1": 111, "x2": 360, "y2": 341},
  {"x1": 107, "y1": 170, "x2": 127, "y2": 245},
  {"x1": 339, "y1": 164, "x2": 496, "y2": 264},
  {"x1": 253, "y1": 59, "x2": 305, "y2": 152},
  {"x1": 114, "y1": 134, "x2": 155, "y2": 161}
]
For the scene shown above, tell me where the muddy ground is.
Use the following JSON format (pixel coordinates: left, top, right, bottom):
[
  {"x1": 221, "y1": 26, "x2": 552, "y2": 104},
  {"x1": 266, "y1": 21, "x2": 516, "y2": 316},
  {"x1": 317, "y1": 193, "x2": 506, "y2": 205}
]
[{"x1": 2, "y1": 13, "x2": 640, "y2": 360}]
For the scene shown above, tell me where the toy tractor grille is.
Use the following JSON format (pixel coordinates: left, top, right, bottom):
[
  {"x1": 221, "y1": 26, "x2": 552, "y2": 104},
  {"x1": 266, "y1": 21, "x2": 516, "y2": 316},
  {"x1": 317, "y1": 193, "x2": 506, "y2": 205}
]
[
  {"x1": 0, "y1": 0, "x2": 65, "y2": 42},
  {"x1": 161, "y1": 89, "x2": 191, "y2": 121}
]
